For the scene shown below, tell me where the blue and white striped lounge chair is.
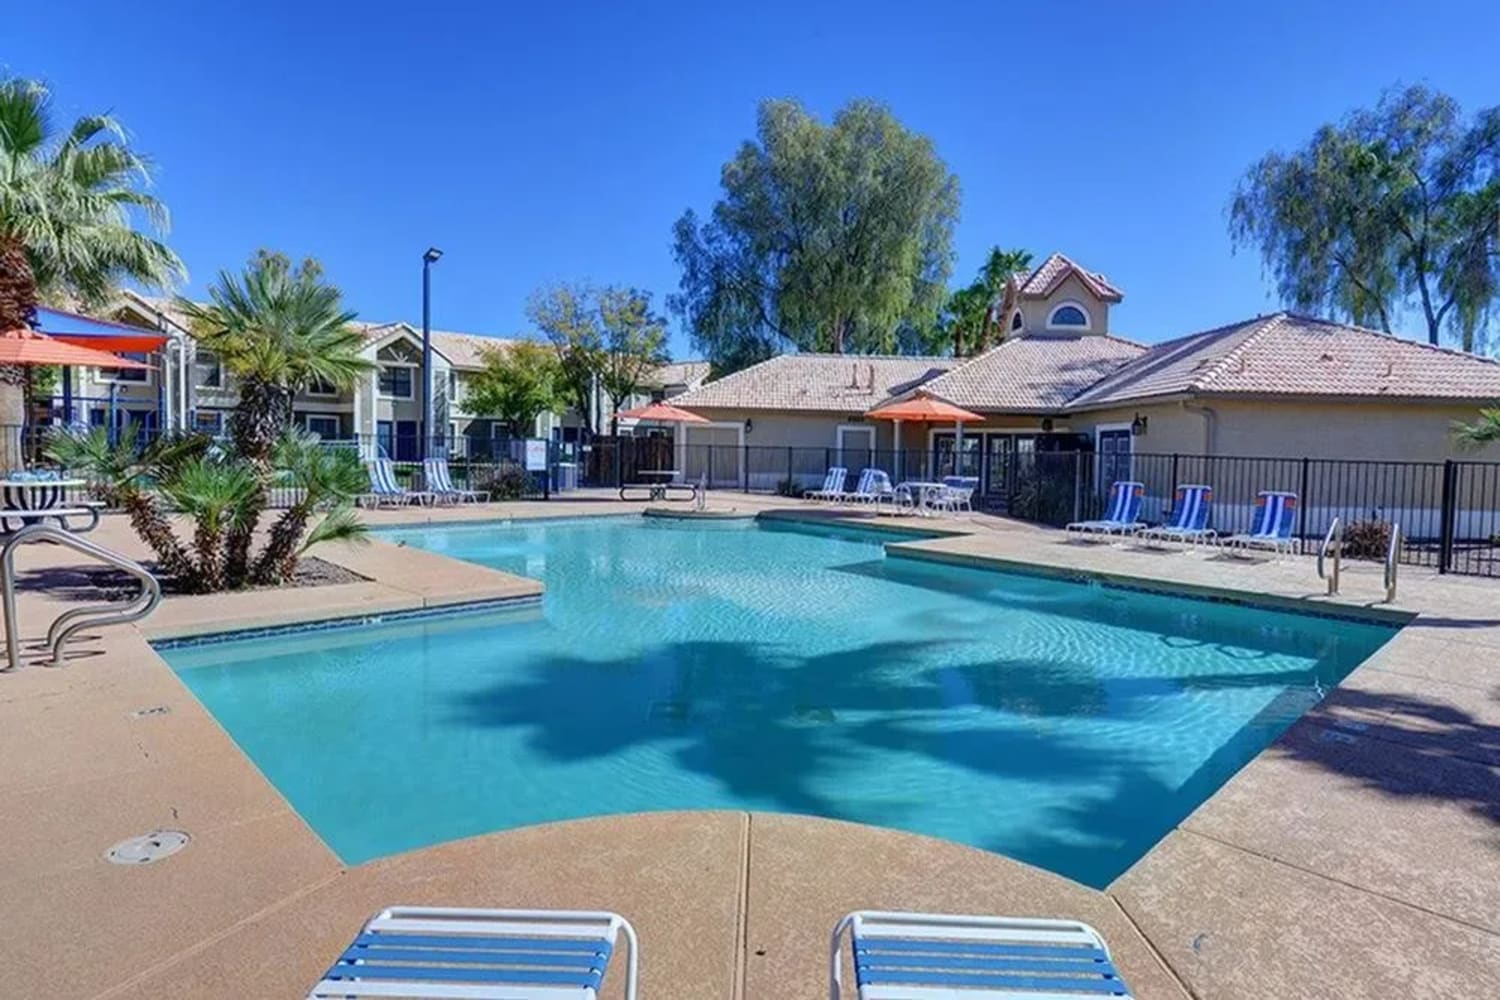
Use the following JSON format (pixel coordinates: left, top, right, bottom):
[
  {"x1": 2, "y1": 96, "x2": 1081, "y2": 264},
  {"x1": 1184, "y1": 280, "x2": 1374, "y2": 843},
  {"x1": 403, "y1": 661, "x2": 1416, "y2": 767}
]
[
  {"x1": 830, "y1": 910, "x2": 1133, "y2": 999},
  {"x1": 839, "y1": 468, "x2": 879, "y2": 505},
  {"x1": 1222, "y1": 490, "x2": 1299, "y2": 557},
  {"x1": 807, "y1": 467, "x2": 848, "y2": 503},
  {"x1": 1066, "y1": 481, "x2": 1146, "y2": 539},
  {"x1": 360, "y1": 458, "x2": 434, "y2": 509},
  {"x1": 1139, "y1": 484, "x2": 1215, "y2": 548},
  {"x1": 424, "y1": 457, "x2": 488, "y2": 504},
  {"x1": 309, "y1": 906, "x2": 639, "y2": 1000}
]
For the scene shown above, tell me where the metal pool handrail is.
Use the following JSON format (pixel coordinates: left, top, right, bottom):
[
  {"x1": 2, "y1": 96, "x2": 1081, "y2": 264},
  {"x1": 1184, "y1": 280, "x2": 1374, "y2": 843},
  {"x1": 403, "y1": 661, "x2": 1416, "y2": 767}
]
[
  {"x1": 1318, "y1": 517, "x2": 1343, "y2": 596},
  {"x1": 2, "y1": 523, "x2": 162, "y2": 671},
  {"x1": 1385, "y1": 523, "x2": 1401, "y2": 603}
]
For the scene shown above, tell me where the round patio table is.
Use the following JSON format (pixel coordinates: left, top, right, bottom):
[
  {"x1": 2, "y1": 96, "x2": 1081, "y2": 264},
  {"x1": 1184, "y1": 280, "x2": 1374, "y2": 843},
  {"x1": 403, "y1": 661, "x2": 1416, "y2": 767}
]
[{"x1": 899, "y1": 481, "x2": 948, "y2": 516}]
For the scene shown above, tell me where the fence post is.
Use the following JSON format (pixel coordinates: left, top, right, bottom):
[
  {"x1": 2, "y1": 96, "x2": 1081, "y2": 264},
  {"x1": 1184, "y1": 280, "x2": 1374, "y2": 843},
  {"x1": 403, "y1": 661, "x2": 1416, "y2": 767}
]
[
  {"x1": 1438, "y1": 459, "x2": 1457, "y2": 574},
  {"x1": 1298, "y1": 457, "x2": 1310, "y2": 556},
  {"x1": 786, "y1": 447, "x2": 794, "y2": 494},
  {"x1": 1073, "y1": 451, "x2": 1083, "y2": 522},
  {"x1": 742, "y1": 445, "x2": 749, "y2": 493},
  {"x1": 615, "y1": 437, "x2": 623, "y2": 488},
  {"x1": 707, "y1": 446, "x2": 714, "y2": 491}
]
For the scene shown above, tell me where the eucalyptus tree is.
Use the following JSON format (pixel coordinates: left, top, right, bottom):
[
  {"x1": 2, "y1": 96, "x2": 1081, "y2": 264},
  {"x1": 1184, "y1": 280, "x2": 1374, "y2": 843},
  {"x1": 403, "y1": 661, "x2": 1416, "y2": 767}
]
[
  {"x1": 671, "y1": 99, "x2": 959, "y2": 372},
  {"x1": 1230, "y1": 85, "x2": 1500, "y2": 347},
  {"x1": 597, "y1": 287, "x2": 667, "y2": 432},
  {"x1": 0, "y1": 75, "x2": 184, "y2": 454}
]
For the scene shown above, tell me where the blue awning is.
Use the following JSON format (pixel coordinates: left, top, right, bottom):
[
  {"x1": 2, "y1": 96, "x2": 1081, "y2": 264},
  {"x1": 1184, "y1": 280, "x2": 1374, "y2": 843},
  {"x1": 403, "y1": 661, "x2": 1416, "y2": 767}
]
[{"x1": 33, "y1": 306, "x2": 169, "y2": 351}]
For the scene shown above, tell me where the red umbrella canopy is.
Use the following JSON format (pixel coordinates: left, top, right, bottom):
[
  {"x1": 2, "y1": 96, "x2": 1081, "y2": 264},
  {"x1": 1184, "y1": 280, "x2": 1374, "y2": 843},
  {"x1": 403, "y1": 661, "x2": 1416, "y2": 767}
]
[
  {"x1": 866, "y1": 392, "x2": 984, "y2": 423},
  {"x1": 0, "y1": 327, "x2": 150, "y2": 369},
  {"x1": 618, "y1": 401, "x2": 709, "y2": 423}
]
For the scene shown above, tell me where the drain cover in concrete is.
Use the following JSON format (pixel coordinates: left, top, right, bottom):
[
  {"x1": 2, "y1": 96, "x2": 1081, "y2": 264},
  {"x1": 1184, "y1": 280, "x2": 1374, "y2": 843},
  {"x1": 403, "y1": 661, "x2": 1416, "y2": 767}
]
[{"x1": 106, "y1": 830, "x2": 190, "y2": 865}]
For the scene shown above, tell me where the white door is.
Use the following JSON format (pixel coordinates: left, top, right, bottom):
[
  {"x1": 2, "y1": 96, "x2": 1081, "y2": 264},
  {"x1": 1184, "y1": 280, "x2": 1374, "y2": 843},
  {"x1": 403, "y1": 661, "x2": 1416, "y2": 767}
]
[
  {"x1": 837, "y1": 426, "x2": 876, "y2": 475},
  {"x1": 684, "y1": 425, "x2": 742, "y2": 488}
]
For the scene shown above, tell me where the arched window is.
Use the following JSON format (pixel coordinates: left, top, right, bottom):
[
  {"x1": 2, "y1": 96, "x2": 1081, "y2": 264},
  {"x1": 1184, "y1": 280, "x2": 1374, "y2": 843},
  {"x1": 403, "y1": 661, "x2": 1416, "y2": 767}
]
[
  {"x1": 1010, "y1": 311, "x2": 1024, "y2": 332},
  {"x1": 1046, "y1": 301, "x2": 1092, "y2": 331}
]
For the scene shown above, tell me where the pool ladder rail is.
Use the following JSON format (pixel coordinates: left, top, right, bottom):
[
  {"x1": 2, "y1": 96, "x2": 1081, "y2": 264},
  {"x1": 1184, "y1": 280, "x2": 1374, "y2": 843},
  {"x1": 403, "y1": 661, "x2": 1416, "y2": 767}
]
[
  {"x1": 1317, "y1": 516, "x2": 1401, "y2": 603},
  {"x1": 1, "y1": 523, "x2": 162, "y2": 671}
]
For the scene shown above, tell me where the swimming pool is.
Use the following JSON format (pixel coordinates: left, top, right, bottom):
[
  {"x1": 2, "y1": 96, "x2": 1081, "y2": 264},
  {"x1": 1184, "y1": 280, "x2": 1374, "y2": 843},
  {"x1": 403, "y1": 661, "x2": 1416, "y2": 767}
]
[{"x1": 161, "y1": 516, "x2": 1395, "y2": 886}]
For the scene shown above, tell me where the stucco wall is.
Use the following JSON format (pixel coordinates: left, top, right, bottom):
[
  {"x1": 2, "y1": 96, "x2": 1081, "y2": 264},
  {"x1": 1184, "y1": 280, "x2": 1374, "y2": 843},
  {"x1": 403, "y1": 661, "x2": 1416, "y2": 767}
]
[{"x1": 1017, "y1": 273, "x2": 1112, "y2": 335}]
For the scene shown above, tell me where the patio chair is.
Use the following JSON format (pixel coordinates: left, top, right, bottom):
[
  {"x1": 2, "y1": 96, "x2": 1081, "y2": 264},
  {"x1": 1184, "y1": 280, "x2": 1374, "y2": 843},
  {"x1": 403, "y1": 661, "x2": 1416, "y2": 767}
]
[
  {"x1": 932, "y1": 476, "x2": 977, "y2": 515},
  {"x1": 359, "y1": 458, "x2": 434, "y2": 509},
  {"x1": 867, "y1": 470, "x2": 914, "y2": 515},
  {"x1": 309, "y1": 905, "x2": 638, "y2": 1000},
  {"x1": 1139, "y1": 484, "x2": 1215, "y2": 548},
  {"x1": 830, "y1": 910, "x2": 1133, "y2": 999},
  {"x1": 423, "y1": 456, "x2": 488, "y2": 504},
  {"x1": 1065, "y1": 480, "x2": 1146, "y2": 540},
  {"x1": 806, "y1": 467, "x2": 848, "y2": 503},
  {"x1": 1221, "y1": 490, "x2": 1298, "y2": 558}
]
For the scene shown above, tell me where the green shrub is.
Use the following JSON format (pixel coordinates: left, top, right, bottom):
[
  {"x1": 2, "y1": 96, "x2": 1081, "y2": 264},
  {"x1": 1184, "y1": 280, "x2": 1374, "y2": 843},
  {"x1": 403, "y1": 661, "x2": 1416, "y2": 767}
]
[
  {"x1": 775, "y1": 477, "x2": 800, "y2": 497},
  {"x1": 471, "y1": 461, "x2": 533, "y2": 500}
]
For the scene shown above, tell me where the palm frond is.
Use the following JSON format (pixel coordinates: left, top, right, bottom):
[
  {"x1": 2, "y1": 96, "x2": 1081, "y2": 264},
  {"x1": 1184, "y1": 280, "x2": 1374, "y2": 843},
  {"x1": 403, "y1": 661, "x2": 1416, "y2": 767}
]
[{"x1": 297, "y1": 504, "x2": 368, "y2": 555}]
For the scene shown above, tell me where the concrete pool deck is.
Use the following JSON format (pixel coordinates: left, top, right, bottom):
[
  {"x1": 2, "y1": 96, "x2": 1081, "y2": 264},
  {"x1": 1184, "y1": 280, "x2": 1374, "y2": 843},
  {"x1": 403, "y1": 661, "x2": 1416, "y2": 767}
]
[{"x1": 0, "y1": 492, "x2": 1495, "y2": 997}]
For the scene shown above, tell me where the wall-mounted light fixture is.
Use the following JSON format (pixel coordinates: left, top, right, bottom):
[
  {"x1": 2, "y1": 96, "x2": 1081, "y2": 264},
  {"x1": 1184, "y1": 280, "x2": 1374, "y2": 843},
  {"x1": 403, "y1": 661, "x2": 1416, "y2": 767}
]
[
  {"x1": 1040, "y1": 417, "x2": 1054, "y2": 433},
  {"x1": 744, "y1": 418, "x2": 754, "y2": 435},
  {"x1": 1131, "y1": 412, "x2": 1149, "y2": 436}
]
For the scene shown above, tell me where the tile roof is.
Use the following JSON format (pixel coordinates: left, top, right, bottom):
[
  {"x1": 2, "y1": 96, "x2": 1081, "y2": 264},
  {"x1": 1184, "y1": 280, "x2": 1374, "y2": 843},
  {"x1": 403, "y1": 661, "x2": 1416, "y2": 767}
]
[
  {"x1": 1018, "y1": 253, "x2": 1124, "y2": 303},
  {"x1": 646, "y1": 360, "x2": 710, "y2": 389},
  {"x1": 920, "y1": 334, "x2": 1146, "y2": 411},
  {"x1": 1070, "y1": 312, "x2": 1500, "y2": 407},
  {"x1": 672, "y1": 354, "x2": 959, "y2": 413}
]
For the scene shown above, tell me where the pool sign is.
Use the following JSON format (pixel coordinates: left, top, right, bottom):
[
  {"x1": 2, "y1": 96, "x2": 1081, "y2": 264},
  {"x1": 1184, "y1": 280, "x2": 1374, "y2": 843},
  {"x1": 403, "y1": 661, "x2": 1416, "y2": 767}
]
[{"x1": 524, "y1": 439, "x2": 548, "y2": 471}]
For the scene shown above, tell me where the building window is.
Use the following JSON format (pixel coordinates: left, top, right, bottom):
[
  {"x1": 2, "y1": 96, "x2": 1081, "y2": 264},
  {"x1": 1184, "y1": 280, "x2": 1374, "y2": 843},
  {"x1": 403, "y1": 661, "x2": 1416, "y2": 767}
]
[
  {"x1": 196, "y1": 350, "x2": 223, "y2": 388},
  {"x1": 105, "y1": 352, "x2": 150, "y2": 383},
  {"x1": 307, "y1": 374, "x2": 337, "y2": 396},
  {"x1": 1010, "y1": 312, "x2": 1024, "y2": 332},
  {"x1": 193, "y1": 410, "x2": 225, "y2": 435},
  {"x1": 304, "y1": 414, "x2": 341, "y2": 439},
  {"x1": 378, "y1": 365, "x2": 413, "y2": 399},
  {"x1": 1046, "y1": 302, "x2": 1091, "y2": 331}
]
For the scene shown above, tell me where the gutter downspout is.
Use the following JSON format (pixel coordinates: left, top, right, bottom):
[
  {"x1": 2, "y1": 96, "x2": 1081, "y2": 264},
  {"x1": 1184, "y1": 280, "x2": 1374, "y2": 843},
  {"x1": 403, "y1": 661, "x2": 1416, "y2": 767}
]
[{"x1": 1182, "y1": 399, "x2": 1217, "y2": 454}]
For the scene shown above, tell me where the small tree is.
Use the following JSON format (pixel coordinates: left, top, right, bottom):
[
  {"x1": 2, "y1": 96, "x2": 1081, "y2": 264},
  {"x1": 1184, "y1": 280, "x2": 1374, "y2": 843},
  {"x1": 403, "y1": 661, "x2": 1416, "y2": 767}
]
[
  {"x1": 1454, "y1": 408, "x2": 1500, "y2": 448},
  {"x1": 465, "y1": 340, "x2": 563, "y2": 438},
  {"x1": 597, "y1": 287, "x2": 668, "y2": 432},
  {"x1": 528, "y1": 283, "x2": 603, "y2": 437}
]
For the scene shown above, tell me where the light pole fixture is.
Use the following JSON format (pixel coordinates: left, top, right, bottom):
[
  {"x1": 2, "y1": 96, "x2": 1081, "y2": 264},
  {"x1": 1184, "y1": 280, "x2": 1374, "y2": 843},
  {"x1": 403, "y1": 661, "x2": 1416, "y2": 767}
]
[{"x1": 421, "y1": 247, "x2": 443, "y2": 461}]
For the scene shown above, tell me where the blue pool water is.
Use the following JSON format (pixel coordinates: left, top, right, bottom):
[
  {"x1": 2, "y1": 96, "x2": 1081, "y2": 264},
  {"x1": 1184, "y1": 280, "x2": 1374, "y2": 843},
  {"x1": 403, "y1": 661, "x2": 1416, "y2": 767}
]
[{"x1": 162, "y1": 517, "x2": 1395, "y2": 886}]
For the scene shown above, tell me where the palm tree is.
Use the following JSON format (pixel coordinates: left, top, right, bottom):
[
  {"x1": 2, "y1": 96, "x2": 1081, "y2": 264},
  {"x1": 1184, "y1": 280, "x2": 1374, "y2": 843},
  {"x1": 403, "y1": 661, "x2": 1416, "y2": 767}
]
[
  {"x1": 975, "y1": 247, "x2": 1033, "y2": 351},
  {"x1": 251, "y1": 429, "x2": 368, "y2": 584},
  {"x1": 0, "y1": 76, "x2": 185, "y2": 457},
  {"x1": 45, "y1": 424, "x2": 210, "y2": 584},
  {"x1": 178, "y1": 251, "x2": 371, "y2": 468},
  {"x1": 1454, "y1": 408, "x2": 1500, "y2": 448},
  {"x1": 159, "y1": 456, "x2": 259, "y2": 592}
]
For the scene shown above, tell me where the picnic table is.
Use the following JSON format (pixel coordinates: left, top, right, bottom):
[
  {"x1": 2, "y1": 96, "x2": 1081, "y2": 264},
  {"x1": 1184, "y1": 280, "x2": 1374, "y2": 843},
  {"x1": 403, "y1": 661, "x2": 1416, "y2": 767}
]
[{"x1": 619, "y1": 470, "x2": 698, "y2": 503}]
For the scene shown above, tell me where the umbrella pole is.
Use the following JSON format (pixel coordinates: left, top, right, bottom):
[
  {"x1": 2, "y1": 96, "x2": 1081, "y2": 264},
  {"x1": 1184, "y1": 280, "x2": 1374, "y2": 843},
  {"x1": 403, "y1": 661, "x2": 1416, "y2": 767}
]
[{"x1": 62, "y1": 367, "x2": 72, "y2": 425}]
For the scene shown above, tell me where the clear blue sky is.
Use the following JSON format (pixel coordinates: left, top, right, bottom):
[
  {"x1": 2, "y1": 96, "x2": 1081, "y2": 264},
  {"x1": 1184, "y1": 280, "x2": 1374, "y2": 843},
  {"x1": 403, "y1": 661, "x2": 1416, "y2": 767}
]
[{"x1": 8, "y1": 1, "x2": 1499, "y2": 358}]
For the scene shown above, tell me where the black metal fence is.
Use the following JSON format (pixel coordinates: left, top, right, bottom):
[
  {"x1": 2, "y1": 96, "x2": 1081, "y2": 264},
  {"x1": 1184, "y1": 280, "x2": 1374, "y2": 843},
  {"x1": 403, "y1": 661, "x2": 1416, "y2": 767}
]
[{"x1": 586, "y1": 438, "x2": 1500, "y2": 577}]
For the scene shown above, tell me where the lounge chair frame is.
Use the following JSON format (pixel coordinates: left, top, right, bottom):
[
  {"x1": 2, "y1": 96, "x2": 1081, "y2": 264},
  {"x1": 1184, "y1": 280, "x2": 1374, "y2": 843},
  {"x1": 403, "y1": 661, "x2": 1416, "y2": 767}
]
[
  {"x1": 310, "y1": 905, "x2": 639, "y2": 1000},
  {"x1": 830, "y1": 909, "x2": 1132, "y2": 999}
]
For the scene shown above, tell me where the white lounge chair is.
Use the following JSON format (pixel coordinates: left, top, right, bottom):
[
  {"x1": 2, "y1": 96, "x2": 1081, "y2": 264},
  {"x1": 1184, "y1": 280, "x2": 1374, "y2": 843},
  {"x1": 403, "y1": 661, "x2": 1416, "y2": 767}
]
[
  {"x1": 424, "y1": 456, "x2": 488, "y2": 504},
  {"x1": 807, "y1": 467, "x2": 848, "y2": 503},
  {"x1": 1139, "y1": 484, "x2": 1216, "y2": 548},
  {"x1": 1066, "y1": 480, "x2": 1146, "y2": 540},
  {"x1": 360, "y1": 458, "x2": 434, "y2": 508},
  {"x1": 1221, "y1": 490, "x2": 1298, "y2": 558},
  {"x1": 839, "y1": 468, "x2": 879, "y2": 505},
  {"x1": 830, "y1": 910, "x2": 1133, "y2": 998},
  {"x1": 310, "y1": 906, "x2": 639, "y2": 999}
]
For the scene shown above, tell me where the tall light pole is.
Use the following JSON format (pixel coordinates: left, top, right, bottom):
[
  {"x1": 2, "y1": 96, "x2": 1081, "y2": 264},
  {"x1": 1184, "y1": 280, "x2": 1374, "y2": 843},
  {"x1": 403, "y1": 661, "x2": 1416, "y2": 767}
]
[{"x1": 421, "y1": 247, "x2": 443, "y2": 460}]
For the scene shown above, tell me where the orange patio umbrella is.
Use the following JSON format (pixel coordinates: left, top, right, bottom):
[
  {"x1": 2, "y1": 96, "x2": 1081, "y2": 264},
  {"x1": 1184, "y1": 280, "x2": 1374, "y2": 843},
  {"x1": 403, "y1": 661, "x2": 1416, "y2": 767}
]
[
  {"x1": 617, "y1": 401, "x2": 709, "y2": 424},
  {"x1": 866, "y1": 392, "x2": 984, "y2": 424},
  {"x1": 0, "y1": 327, "x2": 151, "y2": 370},
  {"x1": 866, "y1": 391, "x2": 984, "y2": 481}
]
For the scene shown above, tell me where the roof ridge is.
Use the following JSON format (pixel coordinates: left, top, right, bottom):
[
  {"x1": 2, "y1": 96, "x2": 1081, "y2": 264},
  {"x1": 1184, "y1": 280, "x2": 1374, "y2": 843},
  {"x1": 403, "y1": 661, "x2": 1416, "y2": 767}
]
[{"x1": 1189, "y1": 313, "x2": 1287, "y2": 391}]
